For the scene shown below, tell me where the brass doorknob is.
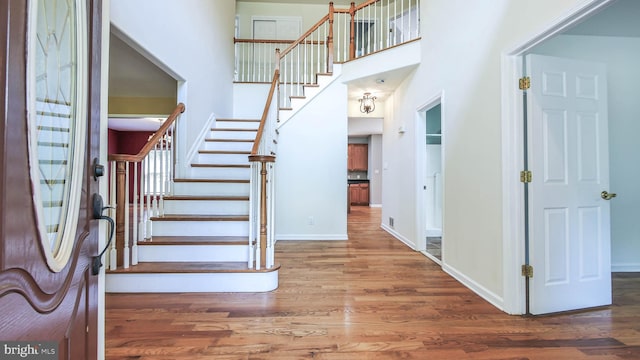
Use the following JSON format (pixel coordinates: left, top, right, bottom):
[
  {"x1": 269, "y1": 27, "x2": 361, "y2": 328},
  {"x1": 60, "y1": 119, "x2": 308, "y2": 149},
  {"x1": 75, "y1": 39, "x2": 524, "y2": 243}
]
[{"x1": 601, "y1": 191, "x2": 617, "y2": 200}]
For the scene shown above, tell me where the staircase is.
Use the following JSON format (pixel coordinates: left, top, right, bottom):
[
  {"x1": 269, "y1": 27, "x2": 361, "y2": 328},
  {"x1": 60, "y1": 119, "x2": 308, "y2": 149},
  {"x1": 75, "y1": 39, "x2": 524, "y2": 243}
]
[{"x1": 105, "y1": 118, "x2": 280, "y2": 293}]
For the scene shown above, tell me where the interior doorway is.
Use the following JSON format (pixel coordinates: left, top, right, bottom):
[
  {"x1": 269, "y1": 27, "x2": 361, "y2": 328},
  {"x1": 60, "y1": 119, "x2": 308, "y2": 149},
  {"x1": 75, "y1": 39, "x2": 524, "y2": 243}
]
[
  {"x1": 502, "y1": 0, "x2": 640, "y2": 314},
  {"x1": 417, "y1": 95, "x2": 444, "y2": 264}
]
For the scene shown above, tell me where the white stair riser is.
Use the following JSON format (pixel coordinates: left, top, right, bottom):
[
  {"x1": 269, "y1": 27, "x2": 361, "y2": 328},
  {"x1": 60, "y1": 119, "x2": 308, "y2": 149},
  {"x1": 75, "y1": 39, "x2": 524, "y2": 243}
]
[
  {"x1": 209, "y1": 130, "x2": 257, "y2": 140},
  {"x1": 303, "y1": 86, "x2": 320, "y2": 99},
  {"x1": 202, "y1": 141, "x2": 253, "y2": 152},
  {"x1": 138, "y1": 244, "x2": 249, "y2": 262},
  {"x1": 279, "y1": 110, "x2": 293, "y2": 123},
  {"x1": 106, "y1": 270, "x2": 278, "y2": 293},
  {"x1": 163, "y1": 199, "x2": 249, "y2": 215},
  {"x1": 317, "y1": 74, "x2": 333, "y2": 87},
  {"x1": 215, "y1": 121, "x2": 260, "y2": 130},
  {"x1": 196, "y1": 153, "x2": 250, "y2": 164},
  {"x1": 152, "y1": 220, "x2": 249, "y2": 237},
  {"x1": 189, "y1": 166, "x2": 250, "y2": 179},
  {"x1": 290, "y1": 97, "x2": 306, "y2": 110},
  {"x1": 173, "y1": 182, "x2": 249, "y2": 196}
]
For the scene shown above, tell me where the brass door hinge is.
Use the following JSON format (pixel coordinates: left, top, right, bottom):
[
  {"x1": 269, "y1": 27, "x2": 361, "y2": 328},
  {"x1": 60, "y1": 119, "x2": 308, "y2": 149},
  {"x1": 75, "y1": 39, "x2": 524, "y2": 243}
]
[
  {"x1": 521, "y1": 264, "x2": 533, "y2": 278},
  {"x1": 519, "y1": 76, "x2": 531, "y2": 90},
  {"x1": 520, "y1": 170, "x2": 532, "y2": 183}
]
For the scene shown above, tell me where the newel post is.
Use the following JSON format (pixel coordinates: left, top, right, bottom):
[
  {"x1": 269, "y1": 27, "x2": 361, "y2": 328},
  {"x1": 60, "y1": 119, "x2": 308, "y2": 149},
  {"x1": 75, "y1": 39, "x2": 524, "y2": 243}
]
[
  {"x1": 115, "y1": 160, "x2": 126, "y2": 267},
  {"x1": 249, "y1": 155, "x2": 276, "y2": 269},
  {"x1": 349, "y1": 2, "x2": 356, "y2": 60},
  {"x1": 327, "y1": 2, "x2": 335, "y2": 73}
]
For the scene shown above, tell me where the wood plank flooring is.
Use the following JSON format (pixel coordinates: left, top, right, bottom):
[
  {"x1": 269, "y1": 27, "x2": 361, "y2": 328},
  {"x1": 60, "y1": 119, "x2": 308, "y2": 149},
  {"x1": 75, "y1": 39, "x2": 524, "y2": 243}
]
[{"x1": 105, "y1": 206, "x2": 640, "y2": 359}]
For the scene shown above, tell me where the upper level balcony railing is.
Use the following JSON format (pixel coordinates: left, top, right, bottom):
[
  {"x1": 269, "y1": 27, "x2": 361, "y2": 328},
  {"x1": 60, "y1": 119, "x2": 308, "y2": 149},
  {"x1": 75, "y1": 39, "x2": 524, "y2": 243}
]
[{"x1": 234, "y1": 0, "x2": 420, "y2": 104}]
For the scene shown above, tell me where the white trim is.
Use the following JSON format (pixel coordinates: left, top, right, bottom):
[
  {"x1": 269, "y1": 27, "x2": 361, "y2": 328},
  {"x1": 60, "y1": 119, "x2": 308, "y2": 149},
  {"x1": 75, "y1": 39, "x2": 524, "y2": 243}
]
[
  {"x1": 443, "y1": 263, "x2": 505, "y2": 312},
  {"x1": 106, "y1": 270, "x2": 279, "y2": 293},
  {"x1": 26, "y1": 0, "x2": 89, "y2": 273},
  {"x1": 276, "y1": 234, "x2": 348, "y2": 241},
  {"x1": 381, "y1": 223, "x2": 416, "y2": 250},
  {"x1": 415, "y1": 92, "x2": 445, "y2": 253},
  {"x1": 184, "y1": 112, "x2": 217, "y2": 171},
  {"x1": 501, "y1": 0, "x2": 615, "y2": 315},
  {"x1": 611, "y1": 264, "x2": 640, "y2": 272},
  {"x1": 368, "y1": 203, "x2": 382, "y2": 208}
]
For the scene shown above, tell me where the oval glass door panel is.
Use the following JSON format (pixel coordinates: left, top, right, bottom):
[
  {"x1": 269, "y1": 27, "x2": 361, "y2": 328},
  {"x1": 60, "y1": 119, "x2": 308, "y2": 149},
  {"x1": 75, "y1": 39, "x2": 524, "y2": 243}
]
[{"x1": 28, "y1": 0, "x2": 87, "y2": 272}]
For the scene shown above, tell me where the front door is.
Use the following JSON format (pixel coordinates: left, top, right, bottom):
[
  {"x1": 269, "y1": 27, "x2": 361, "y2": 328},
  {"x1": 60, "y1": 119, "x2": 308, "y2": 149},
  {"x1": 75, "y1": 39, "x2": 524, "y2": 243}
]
[
  {"x1": 526, "y1": 54, "x2": 612, "y2": 314},
  {"x1": 0, "y1": 0, "x2": 102, "y2": 358}
]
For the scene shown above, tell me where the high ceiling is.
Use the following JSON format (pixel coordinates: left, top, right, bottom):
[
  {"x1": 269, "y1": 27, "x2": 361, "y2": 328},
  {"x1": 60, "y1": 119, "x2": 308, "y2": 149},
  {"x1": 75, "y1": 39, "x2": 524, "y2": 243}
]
[{"x1": 108, "y1": 0, "x2": 639, "y2": 126}]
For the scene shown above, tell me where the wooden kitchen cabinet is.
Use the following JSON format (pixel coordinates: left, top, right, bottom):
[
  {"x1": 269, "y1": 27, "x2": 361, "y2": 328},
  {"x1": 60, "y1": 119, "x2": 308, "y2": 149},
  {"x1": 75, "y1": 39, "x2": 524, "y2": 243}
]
[
  {"x1": 349, "y1": 183, "x2": 369, "y2": 205},
  {"x1": 348, "y1": 144, "x2": 368, "y2": 171}
]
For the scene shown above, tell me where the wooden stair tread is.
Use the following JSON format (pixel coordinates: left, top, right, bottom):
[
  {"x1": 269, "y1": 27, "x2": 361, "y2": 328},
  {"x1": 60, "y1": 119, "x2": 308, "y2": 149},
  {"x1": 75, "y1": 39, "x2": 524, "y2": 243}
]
[
  {"x1": 216, "y1": 119, "x2": 260, "y2": 122},
  {"x1": 142, "y1": 235, "x2": 249, "y2": 245},
  {"x1": 150, "y1": 214, "x2": 249, "y2": 221},
  {"x1": 174, "y1": 178, "x2": 249, "y2": 183},
  {"x1": 108, "y1": 262, "x2": 280, "y2": 274},
  {"x1": 204, "y1": 138, "x2": 254, "y2": 142},
  {"x1": 197, "y1": 150, "x2": 251, "y2": 154},
  {"x1": 211, "y1": 128, "x2": 257, "y2": 132},
  {"x1": 163, "y1": 195, "x2": 249, "y2": 201},
  {"x1": 191, "y1": 163, "x2": 250, "y2": 168}
]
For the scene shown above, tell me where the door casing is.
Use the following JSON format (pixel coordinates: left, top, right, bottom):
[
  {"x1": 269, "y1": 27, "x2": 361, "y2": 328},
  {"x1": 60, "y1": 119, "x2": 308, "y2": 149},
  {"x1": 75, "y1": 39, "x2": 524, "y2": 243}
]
[
  {"x1": 415, "y1": 92, "x2": 445, "y2": 262},
  {"x1": 500, "y1": 0, "x2": 615, "y2": 315}
]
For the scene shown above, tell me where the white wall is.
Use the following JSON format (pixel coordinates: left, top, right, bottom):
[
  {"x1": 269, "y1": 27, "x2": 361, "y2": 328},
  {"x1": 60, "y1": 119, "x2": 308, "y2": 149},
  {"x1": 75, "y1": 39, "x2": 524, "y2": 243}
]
[
  {"x1": 275, "y1": 79, "x2": 348, "y2": 240},
  {"x1": 233, "y1": 83, "x2": 271, "y2": 118},
  {"x1": 110, "y1": 0, "x2": 236, "y2": 175},
  {"x1": 380, "y1": 0, "x2": 589, "y2": 308},
  {"x1": 369, "y1": 134, "x2": 383, "y2": 206},
  {"x1": 530, "y1": 34, "x2": 640, "y2": 271},
  {"x1": 236, "y1": 2, "x2": 335, "y2": 39}
]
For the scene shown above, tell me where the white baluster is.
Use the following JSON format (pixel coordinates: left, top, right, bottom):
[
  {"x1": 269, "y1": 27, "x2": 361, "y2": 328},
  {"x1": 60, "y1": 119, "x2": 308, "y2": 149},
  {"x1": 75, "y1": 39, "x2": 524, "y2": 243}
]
[
  {"x1": 123, "y1": 162, "x2": 130, "y2": 269},
  {"x1": 132, "y1": 162, "x2": 138, "y2": 266}
]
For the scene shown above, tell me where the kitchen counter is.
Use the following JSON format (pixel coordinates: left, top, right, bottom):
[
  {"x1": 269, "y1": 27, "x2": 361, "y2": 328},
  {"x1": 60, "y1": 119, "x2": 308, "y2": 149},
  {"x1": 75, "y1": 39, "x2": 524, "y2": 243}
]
[{"x1": 348, "y1": 179, "x2": 369, "y2": 184}]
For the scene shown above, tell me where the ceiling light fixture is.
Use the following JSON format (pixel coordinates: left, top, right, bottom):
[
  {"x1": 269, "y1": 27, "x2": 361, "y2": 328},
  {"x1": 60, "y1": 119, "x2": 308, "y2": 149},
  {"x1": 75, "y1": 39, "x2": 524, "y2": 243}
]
[{"x1": 359, "y1": 92, "x2": 377, "y2": 114}]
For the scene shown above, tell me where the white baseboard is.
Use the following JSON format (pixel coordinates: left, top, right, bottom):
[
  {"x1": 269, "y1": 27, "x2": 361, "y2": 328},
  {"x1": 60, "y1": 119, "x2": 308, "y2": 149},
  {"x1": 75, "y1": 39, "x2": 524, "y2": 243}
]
[
  {"x1": 380, "y1": 222, "x2": 506, "y2": 313},
  {"x1": 380, "y1": 223, "x2": 416, "y2": 250},
  {"x1": 369, "y1": 203, "x2": 382, "y2": 208},
  {"x1": 276, "y1": 234, "x2": 348, "y2": 241},
  {"x1": 442, "y1": 263, "x2": 505, "y2": 312},
  {"x1": 612, "y1": 263, "x2": 640, "y2": 272}
]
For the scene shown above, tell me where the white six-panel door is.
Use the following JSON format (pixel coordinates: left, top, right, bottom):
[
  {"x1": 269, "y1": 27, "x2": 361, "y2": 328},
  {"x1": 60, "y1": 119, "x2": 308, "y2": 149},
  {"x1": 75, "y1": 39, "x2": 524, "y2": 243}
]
[{"x1": 527, "y1": 54, "x2": 612, "y2": 314}]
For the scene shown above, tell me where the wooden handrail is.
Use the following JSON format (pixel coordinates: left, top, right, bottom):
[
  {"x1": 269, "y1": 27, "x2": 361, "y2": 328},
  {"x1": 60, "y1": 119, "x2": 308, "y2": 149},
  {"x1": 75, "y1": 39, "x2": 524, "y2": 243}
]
[
  {"x1": 251, "y1": 70, "x2": 279, "y2": 156},
  {"x1": 280, "y1": 14, "x2": 330, "y2": 58},
  {"x1": 354, "y1": 0, "x2": 379, "y2": 11},
  {"x1": 234, "y1": 38, "x2": 295, "y2": 44},
  {"x1": 109, "y1": 102, "x2": 185, "y2": 163}
]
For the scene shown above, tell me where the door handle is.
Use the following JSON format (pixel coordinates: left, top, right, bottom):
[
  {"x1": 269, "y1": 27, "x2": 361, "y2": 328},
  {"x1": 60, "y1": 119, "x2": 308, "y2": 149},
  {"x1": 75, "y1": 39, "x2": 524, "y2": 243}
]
[{"x1": 601, "y1": 191, "x2": 617, "y2": 200}]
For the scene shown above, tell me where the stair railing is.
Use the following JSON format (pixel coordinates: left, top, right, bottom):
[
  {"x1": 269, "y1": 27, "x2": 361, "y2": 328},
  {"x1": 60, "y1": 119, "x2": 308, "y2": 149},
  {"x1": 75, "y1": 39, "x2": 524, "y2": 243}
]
[
  {"x1": 248, "y1": 71, "x2": 279, "y2": 270},
  {"x1": 234, "y1": 0, "x2": 421, "y2": 105},
  {"x1": 234, "y1": 39, "x2": 294, "y2": 83},
  {"x1": 107, "y1": 103, "x2": 185, "y2": 271}
]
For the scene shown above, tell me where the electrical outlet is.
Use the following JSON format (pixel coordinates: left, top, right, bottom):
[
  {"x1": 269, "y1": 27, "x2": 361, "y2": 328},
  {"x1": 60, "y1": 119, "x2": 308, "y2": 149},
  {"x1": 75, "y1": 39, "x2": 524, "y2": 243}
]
[
  {"x1": 389, "y1": 217, "x2": 394, "y2": 227},
  {"x1": 308, "y1": 216, "x2": 315, "y2": 225}
]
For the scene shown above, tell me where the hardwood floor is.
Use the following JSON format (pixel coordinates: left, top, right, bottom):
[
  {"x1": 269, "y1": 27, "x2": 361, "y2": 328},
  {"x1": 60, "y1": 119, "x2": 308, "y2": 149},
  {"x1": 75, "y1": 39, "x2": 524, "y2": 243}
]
[{"x1": 105, "y1": 207, "x2": 640, "y2": 359}]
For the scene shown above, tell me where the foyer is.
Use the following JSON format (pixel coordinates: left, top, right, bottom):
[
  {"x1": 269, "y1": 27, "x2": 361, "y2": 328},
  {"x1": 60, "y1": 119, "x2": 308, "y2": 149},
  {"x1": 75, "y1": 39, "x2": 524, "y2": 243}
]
[{"x1": 105, "y1": 207, "x2": 640, "y2": 359}]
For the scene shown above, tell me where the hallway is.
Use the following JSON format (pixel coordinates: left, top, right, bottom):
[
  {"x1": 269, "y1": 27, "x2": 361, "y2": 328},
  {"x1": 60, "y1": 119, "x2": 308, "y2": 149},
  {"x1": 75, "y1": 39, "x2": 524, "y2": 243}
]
[{"x1": 106, "y1": 207, "x2": 640, "y2": 359}]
